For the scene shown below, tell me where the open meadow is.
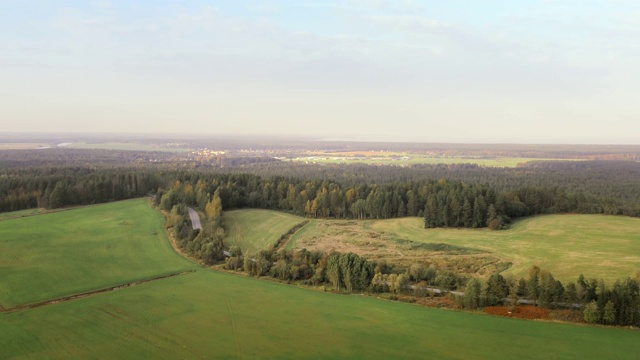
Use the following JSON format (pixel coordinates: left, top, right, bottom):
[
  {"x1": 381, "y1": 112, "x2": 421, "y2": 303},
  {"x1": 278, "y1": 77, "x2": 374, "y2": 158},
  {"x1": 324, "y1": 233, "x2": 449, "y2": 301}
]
[
  {"x1": 2, "y1": 268, "x2": 639, "y2": 359},
  {"x1": 223, "y1": 209, "x2": 307, "y2": 254},
  {"x1": 69, "y1": 142, "x2": 192, "y2": 152},
  {"x1": 290, "y1": 151, "x2": 574, "y2": 167},
  {"x1": 0, "y1": 208, "x2": 44, "y2": 221},
  {"x1": 0, "y1": 199, "x2": 196, "y2": 308},
  {"x1": 2, "y1": 201, "x2": 639, "y2": 359},
  {"x1": 241, "y1": 211, "x2": 640, "y2": 283}
]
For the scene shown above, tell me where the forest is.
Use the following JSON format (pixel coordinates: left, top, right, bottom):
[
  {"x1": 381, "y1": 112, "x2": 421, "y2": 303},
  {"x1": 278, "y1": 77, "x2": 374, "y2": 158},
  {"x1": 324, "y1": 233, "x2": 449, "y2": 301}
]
[
  {"x1": 2, "y1": 145, "x2": 640, "y2": 327},
  {"x1": 2, "y1": 157, "x2": 640, "y2": 223}
]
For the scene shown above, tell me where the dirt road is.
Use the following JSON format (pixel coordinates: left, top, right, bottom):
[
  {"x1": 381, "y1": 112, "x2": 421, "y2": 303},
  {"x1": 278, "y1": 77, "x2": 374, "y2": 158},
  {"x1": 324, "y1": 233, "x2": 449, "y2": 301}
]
[{"x1": 187, "y1": 207, "x2": 202, "y2": 230}]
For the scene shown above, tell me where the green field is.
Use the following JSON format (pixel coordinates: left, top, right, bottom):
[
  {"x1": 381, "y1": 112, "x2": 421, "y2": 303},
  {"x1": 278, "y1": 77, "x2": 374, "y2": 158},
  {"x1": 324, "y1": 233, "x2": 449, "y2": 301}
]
[
  {"x1": 291, "y1": 155, "x2": 574, "y2": 167},
  {"x1": 0, "y1": 199, "x2": 196, "y2": 307},
  {"x1": 2, "y1": 269, "x2": 639, "y2": 359},
  {"x1": 274, "y1": 213, "x2": 640, "y2": 283},
  {"x1": 223, "y1": 209, "x2": 306, "y2": 254},
  {"x1": 371, "y1": 215, "x2": 640, "y2": 282},
  {"x1": 2, "y1": 202, "x2": 639, "y2": 359},
  {"x1": 70, "y1": 142, "x2": 192, "y2": 152},
  {"x1": 0, "y1": 208, "x2": 44, "y2": 221}
]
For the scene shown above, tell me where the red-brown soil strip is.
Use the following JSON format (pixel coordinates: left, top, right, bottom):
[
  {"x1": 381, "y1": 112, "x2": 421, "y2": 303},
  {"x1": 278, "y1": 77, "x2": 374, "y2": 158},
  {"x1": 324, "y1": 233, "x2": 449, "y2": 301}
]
[{"x1": 484, "y1": 305, "x2": 551, "y2": 320}]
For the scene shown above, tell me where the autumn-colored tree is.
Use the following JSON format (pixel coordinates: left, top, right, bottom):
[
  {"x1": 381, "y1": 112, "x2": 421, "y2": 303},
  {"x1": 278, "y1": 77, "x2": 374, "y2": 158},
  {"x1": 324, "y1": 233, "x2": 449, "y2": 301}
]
[{"x1": 205, "y1": 189, "x2": 223, "y2": 220}]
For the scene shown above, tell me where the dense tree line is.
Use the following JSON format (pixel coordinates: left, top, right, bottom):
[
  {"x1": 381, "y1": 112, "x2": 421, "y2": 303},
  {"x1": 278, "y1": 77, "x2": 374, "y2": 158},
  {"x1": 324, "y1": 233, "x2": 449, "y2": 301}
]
[
  {"x1": 147, "y1": 170, "x2": 639, "y2": 229},
  {"x1": 213, "y1": 160, "x2": 640, "y2": 213},
  {"x1": 0, "y1": 167, "x2": 163, "y2": 212},
  {"x1": 225, "y1": 246, "x2": 470, "y2": 294},
  {"x1": 224, "y1": 246, "x2": 375, "y2": 292},
  {"x1": 3, "y1": 165, "x2": 640, "y2": 229},
  {"x1": 455, "y1": 266, "x2": 640, "y2": 327},
  {"x1": 156, "y1": 190, "x2": 226, "y2": 265}
]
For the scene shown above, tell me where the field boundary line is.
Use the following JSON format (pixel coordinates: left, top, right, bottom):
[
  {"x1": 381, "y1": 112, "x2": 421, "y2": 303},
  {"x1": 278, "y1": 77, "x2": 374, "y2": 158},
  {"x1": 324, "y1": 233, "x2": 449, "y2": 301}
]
[
  {"x1": 0, "y1": 198, "x2": 152, "y2": 222},
  {"x1": 273, "y1": 220, "x2": 310, "y2": 251},
  {"x1": 0, "y1": 270, "x2": 195, "y2": 313}
]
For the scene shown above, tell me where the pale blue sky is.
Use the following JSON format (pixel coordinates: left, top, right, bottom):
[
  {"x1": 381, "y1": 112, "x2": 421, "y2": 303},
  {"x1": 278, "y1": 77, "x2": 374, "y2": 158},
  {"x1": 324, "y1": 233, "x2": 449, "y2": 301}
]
[{"x1": 1, "y1": 0, "x2": 639, "y2": 143}]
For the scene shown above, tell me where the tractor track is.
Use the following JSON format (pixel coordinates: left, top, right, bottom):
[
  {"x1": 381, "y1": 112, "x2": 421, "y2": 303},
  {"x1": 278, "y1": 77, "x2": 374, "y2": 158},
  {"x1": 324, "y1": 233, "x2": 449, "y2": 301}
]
[{"x1": 0, "y1": 270, "x2": 195, "y2": 313}]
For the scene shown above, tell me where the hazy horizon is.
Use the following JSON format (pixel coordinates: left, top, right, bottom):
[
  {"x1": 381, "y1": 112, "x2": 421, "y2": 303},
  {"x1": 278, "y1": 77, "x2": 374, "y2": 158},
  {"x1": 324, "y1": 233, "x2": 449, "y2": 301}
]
[{"x1": 2, "y1": 1, "x2": 639, "y2": 144}]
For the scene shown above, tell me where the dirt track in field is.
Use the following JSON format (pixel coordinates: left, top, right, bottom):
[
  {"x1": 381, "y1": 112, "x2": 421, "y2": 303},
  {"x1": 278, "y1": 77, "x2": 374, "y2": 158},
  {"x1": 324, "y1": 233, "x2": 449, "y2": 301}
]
[{"x1": 0, "y1": 270, "x2": 195, "y2": 313}]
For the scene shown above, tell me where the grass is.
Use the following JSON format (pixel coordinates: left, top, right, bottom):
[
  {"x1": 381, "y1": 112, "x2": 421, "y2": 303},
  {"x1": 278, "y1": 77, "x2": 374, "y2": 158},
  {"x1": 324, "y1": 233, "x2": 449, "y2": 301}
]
[
  {"x1": 223, "y1": 209, "x2": 307, "y2": 254},
  {"x1": 291, "y1": 154, "x2": 576, "y2": 167},
  {"x1": 0, "y1": 143, "x2": 49, "y2": 150},
  {"x1": 370, "y1": 215, "x2": 640, "y2": 282},
  {"x1": 0, "y1": 208, "x2": 44, "y2": 221},
  {"x1": 1, "y1": 268, "x2": 639, "y2": 359},
  {"x1": 265, "y1": 212, "x2": 640, "y2": 283},
  {"x1": 287, "y1": 218, "x2": 508, "y2": 277},
  {"x1": 70, "y1": 142, "x2": 192, "y2": 152},
  {"x1": 1, "y1": 202, "x2": 639, "y2": 359},
  {"x1": 0, "y1": 199, "x2": 196, "y2": 307}
]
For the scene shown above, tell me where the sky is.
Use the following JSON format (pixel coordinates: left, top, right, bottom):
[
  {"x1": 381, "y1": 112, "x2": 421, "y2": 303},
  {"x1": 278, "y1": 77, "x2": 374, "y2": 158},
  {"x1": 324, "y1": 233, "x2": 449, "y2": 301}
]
[{"x1": 1, "y1": 0, "x2": 639, "y2": 144}]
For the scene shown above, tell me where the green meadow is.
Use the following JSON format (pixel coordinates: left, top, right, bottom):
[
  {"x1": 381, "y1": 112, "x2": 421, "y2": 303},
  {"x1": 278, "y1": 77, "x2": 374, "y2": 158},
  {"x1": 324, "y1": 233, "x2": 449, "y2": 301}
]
[
  {"x1": 0, "y1": 199, "x2": 196, "y2": 307},
  {"x1": 70, "y1": 142, "x2": 191, "y2": 152},
  {"x1": 0, "y1": 208, "x2": 44, "y2": 221},
  {"x1": 292, "y1": 155, "x2": 574, "y2": 167},
  {"x1": 1, "y1": 269, "x2": 639, "y2": 359},
  {"x1": 370, "y1": 215, "x2": 640, "y2": 282},
  {"x1": 250, "y1": 212, "x2": 640, "y2": 283},
  {"x1": 223, "y1": 209, "x2": 306, "y2": 254},
  {"x1": 1, "y1": 201, "x2": 639, "y2": 359}
]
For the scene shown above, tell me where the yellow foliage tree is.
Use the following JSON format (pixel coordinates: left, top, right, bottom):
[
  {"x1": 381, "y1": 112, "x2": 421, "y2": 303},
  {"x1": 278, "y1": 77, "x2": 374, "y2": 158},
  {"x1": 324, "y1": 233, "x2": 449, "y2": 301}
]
[{"x1": 205, "y1": 190, "x2": 222, "y2": 220}]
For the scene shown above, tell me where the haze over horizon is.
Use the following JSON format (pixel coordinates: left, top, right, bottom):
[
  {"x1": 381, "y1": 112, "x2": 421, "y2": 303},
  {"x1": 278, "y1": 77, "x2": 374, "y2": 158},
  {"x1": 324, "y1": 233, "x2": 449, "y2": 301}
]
[{"x1": 2, "y1": 1, "x2": 639, "y2": 144}]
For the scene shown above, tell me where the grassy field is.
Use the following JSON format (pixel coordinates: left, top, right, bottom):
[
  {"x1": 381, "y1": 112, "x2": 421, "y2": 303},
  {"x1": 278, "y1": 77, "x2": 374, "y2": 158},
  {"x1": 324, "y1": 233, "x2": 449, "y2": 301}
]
[
  {"x1": 2, "y1": 268, "x2": 639, "y2": 359},
  {"x1": 0, "y1": 208, "x2": 44, "y2": 221},
  {"x1": 1, "y1": 202, "x2": 639, "y2": 359},
  {"x1": 0, "y1": 143, "x2": 49, "y2": 150},
  {"x1": 278, "y1": 213, "x2": 640, "y2": 283},
  {"x1": 291, "y1": 153, "x2": 574, "y2": 167},
  {"x1": 371, "y1": 215, "x2": 640, "y2": 282},
  {"x1": 70, "y1": 142, "x2": 192, "y2": 152},
  {"x1": 223, "y1": 209, "x2": 307, "y2": 254},
  {"x1": 0, "y1": 199, "x2": 196, "y2": 307}
]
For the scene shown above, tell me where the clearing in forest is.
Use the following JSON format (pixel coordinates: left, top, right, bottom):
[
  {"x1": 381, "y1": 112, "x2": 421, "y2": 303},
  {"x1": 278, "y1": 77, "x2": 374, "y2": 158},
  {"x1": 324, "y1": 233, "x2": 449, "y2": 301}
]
[
  {"x1": 222, "y1": 209, "x2": 307, "y2": 254},
  {"x1": 229, "y1": 210, "x2": 640, "y2": 283}
]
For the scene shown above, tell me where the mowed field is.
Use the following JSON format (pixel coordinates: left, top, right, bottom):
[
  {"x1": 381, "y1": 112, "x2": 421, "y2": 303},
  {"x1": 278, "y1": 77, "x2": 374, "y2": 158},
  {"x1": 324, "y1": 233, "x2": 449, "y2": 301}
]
[
  {"x1": 0, "y1": 199, "x2": 196, "y2": 308},
  {"x1": 260, "y1": 212, "x2": 640, "y2": 283},
  {"x1": 223, "y1": 209, "x2": 306, "y2": 254},
  {"x1": 1, "y1": 202, "x2": 639, "y2": 358},
  {"x1": 0, "y1": 208, "x2": 44, "y2": 221},
  {"x1": 370, "y1": 215, "x2": 640, "y2": 282},
  {"x1": 2, "y1": 269, "x2": 639, "y2": 359}
]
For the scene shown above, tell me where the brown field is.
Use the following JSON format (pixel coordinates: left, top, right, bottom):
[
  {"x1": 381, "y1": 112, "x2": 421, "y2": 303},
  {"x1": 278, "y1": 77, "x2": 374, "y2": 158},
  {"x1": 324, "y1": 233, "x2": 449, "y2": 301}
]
[
  {"x1": 0, "y1": 143, "x2": 49, "y2": 150},
  {"x1": 287, "y1": 220, "x2": 511, "y2": 277}
]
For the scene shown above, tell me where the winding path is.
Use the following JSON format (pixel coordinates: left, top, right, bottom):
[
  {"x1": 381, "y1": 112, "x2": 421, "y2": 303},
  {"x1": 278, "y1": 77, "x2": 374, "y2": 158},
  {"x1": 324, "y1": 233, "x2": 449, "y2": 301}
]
[
  {"x1": 187, "y1": 207, "x2": 202, "y2": 230},
  {"x1": 187, "y1": 208, "x2": 229, "y2": 256}
]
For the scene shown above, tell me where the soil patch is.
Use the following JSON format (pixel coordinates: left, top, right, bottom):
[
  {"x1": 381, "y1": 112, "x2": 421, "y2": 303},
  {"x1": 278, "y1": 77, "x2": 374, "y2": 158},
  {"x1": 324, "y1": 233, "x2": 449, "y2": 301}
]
[{"x1": 484, "y1": 305, "x2": 551, "y2": 320}]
